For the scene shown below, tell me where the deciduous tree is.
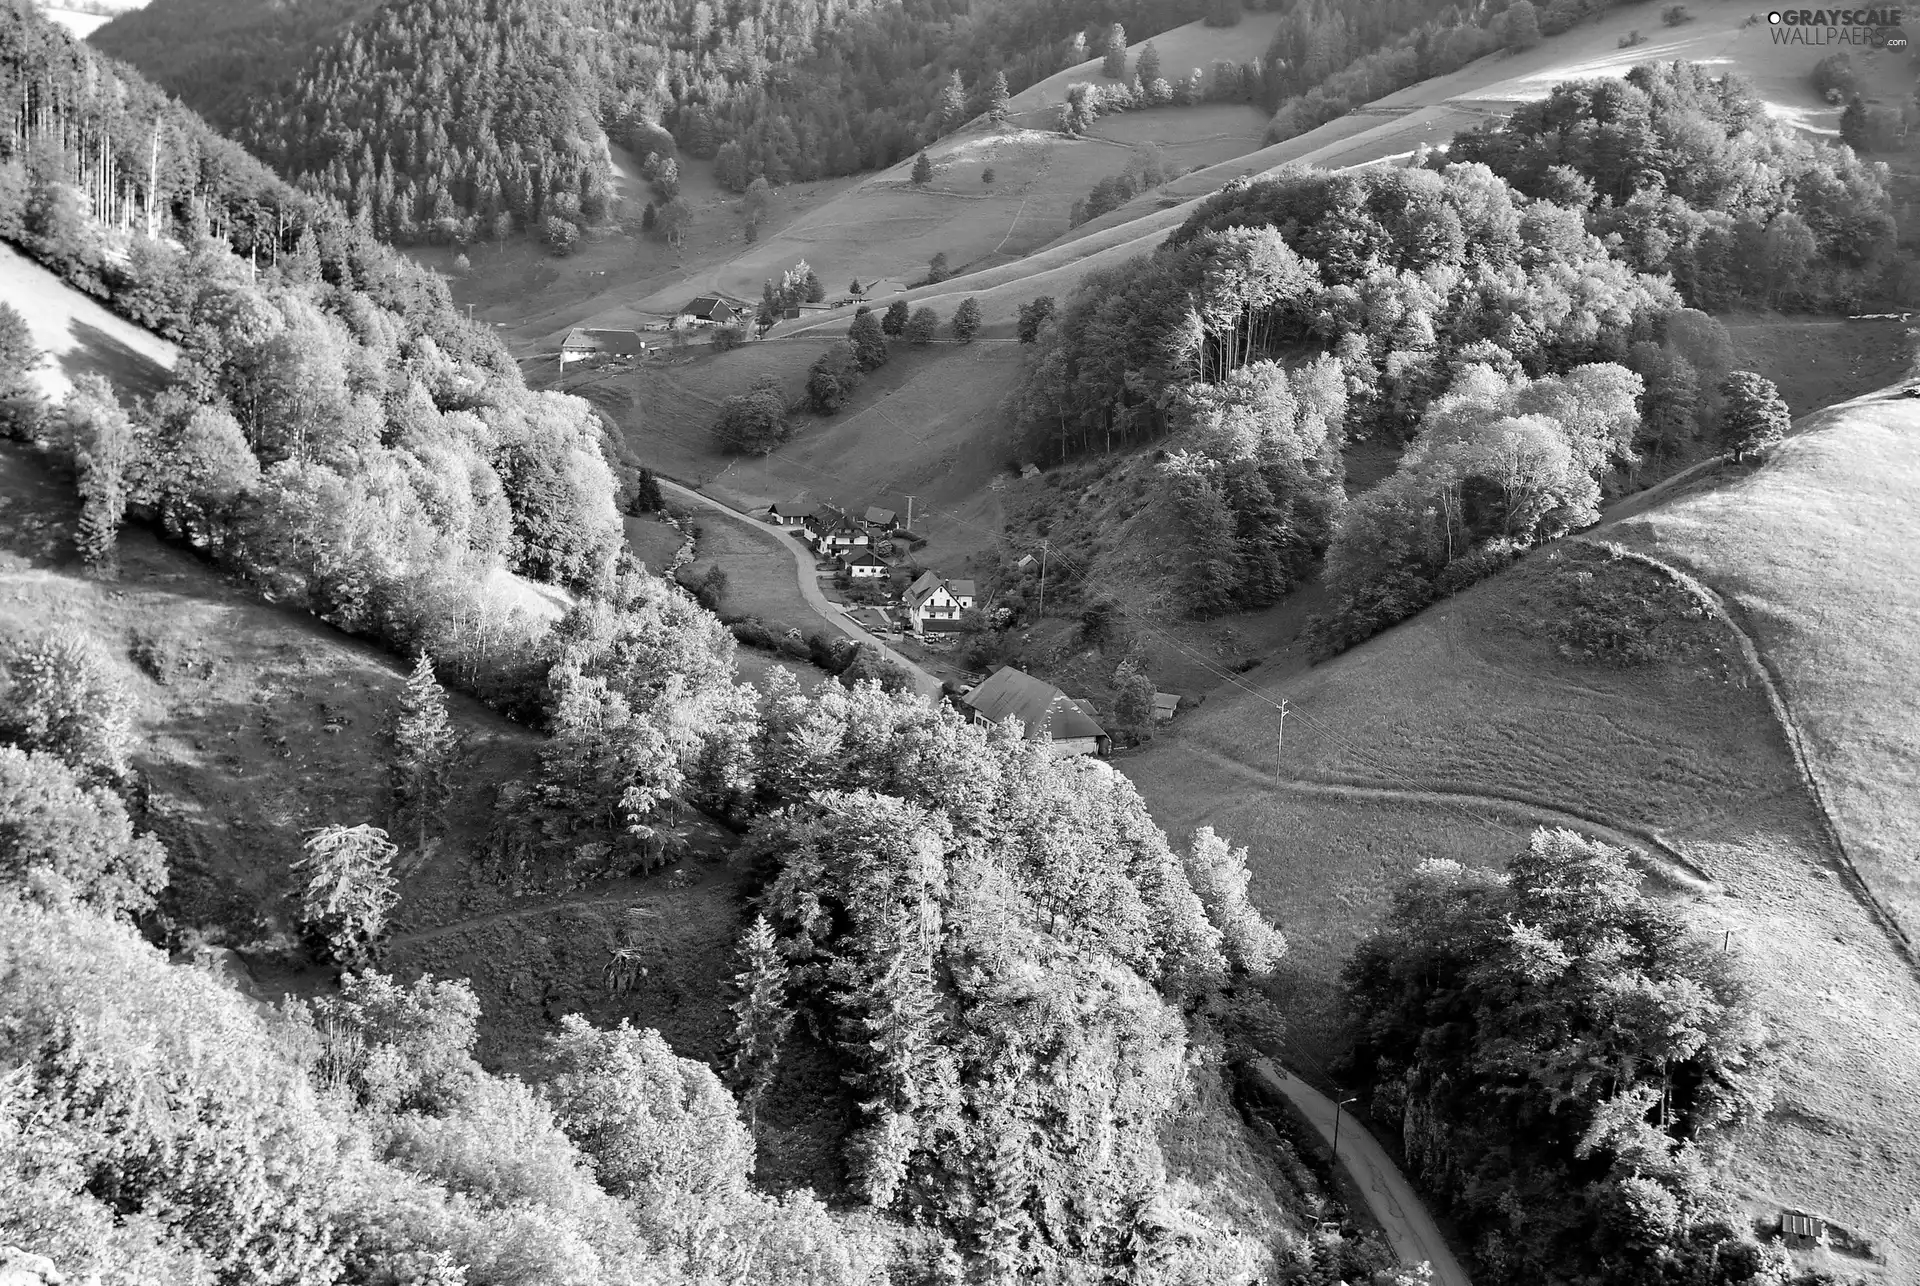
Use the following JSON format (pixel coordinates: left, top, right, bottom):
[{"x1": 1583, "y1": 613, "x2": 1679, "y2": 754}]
[
  {"x1": 905, "y1": 307, "x2": 940, "y2": 345},
  {"x1": 1718, "y1": 370, "x2": 1790, "y2": 460},
  {"x1": 950, "y1": 297, "x2": 982, "y2": 343}
]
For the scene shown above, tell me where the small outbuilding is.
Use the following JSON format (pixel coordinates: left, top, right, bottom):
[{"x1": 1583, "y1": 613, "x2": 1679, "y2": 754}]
[
  {"x1": 1152, "y1": 692, "x2": 1181, "y2": 724},
  {"x1": 863, "y1": 506, "x2": 899, "y2": 531},
  {"x1": 1780, "y1": 1212, "x2": 1826, "y2": 1250}
]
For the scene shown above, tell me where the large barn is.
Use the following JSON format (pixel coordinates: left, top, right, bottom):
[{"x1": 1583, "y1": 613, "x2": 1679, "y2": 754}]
[{"x1": 560, "y1": 328, "x2": 649, "y2": 366}]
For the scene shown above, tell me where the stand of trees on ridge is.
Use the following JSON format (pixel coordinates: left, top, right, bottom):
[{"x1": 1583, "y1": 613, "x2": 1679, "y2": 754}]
[{"x1": 1010, "y1": 62, "x2": 1888, "y2": 638}]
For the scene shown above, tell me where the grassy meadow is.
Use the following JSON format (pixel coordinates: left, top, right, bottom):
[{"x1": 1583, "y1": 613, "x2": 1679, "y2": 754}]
[{"x1": 1123, "y1": 539, "x2": 1920, "y2": 1278}]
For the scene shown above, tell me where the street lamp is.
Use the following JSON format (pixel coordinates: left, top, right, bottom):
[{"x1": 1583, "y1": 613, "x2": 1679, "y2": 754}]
[{"x1": 1331, "y1": 1095, "x2": 1358, "y2": 1157}]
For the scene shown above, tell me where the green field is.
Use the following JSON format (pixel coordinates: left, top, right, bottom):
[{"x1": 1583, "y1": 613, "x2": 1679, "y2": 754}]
[{"x1": 1124, "y1": 488, "x2": 1920, "y2": 1278}]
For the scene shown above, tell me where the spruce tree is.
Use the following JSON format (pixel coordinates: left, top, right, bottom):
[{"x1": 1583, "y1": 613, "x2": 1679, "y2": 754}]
[
  {"x1": 294, "y1": 823, "x2": 400, "y2": 966},
  {"x1": 391, "y1": 652, "x2": 457, "y2": 852},
  {"x1": 1136, "y1": 41, "x2": 1161, "y2": 86},
  {"x1": 1102, "y1": 24, "x2": 1128, "y2": 78},
  {"x1": 0, "y1": 302, "x2": 42, "y2": 395},
  {"x1": 63, "y1": 376, "x2": 132, "y2": 574},
  {"x1": 849, "y1": 310, "x2": 890, "y2": 371},
  {"x1": 726, "y1": 914, "x2": 794, "y2": 1123},
  {"x1": 986, "y1": 71, "x2": 1011, "y2": 123},
  {"x1": 911, "y1": 151, "x2": 933, "y2": 185},
  {"x1": 939, "y1": 70, "x2": 969, "y2": 133},
  {"x1": 1841, "y1": 95, "x2": 1869, "y2": 151}
]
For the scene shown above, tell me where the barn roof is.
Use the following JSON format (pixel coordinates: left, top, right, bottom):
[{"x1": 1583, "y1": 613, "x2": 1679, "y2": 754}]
[
  {"x1": 962, "y1": 666, "x2": 1106, "y2": 743},
  {"x1": 683, "y1": 296, "x2": 737, "y2": 321},
  {"x1": 562, "y1": 327, "x2": 648, "y2": 355}
]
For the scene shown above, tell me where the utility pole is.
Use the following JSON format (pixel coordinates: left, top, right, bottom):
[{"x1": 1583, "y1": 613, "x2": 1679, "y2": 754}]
[
  {"x1": 904, "y1": 494, "x2": 916, "y2": 532},
  {"x1": 1277, "y1": 699, "x2": 1291, "y2": 748},
  {"x1": 1037, "y1": 541, "x2": 1050, "y2": 618},
  {"x1": 1331, "y1": 1095, "x2": 1357, "y2": 1159}
]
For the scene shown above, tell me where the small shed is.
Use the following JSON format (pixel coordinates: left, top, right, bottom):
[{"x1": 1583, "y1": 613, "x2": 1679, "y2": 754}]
[
  {"x1": 1152, "y1": 692, "x2": 1181, "y2": 723},
  {"x1": 1780, "y1": 1211, "x2": 1826, "y2": 1250},
  {"x1": 1021, "y1": 463, "x2": 1042, "y2": 480}
]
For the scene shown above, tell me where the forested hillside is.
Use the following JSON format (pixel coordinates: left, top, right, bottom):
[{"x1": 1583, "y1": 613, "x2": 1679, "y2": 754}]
[
  {"x1": 992, "y1": 61, "x2": 1899, "y2": 642},
  {"x1": 88, "y1": 0, "x2": 1591, "y2": 245},
  {"x1": 0, "y1": 6, "x2": 1408, "y2": 1280}
]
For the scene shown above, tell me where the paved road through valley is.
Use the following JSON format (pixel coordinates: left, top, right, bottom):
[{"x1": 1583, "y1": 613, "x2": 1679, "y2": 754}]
[
  {"x1": 1252, "y1": 1059, "x2": 1473, "y2": 1286},
  {"x1": 656, "y1": 478, "x2": 945, "y2": 701}
]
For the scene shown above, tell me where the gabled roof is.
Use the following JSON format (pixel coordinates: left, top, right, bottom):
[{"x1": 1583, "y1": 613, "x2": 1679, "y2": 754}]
[
  {"x1": 1153, "y1": 692, "x2": 1181, "y2": 716},
  {"x1": 904, "y1": 570, "x2": 950, "y2": 608},
  {"x1": 769, "y1": 500, "x2": 817, "y2": 517},
  {"x1": 962, "y1": 666, "x2": 1106, "y2": 743},
  {"x1": 683, "y1": 296, "x2": 737, "y2": 321},
  {"x1": 864, "y1": 506, "x2": 897, "y2": 525},
  {"x1": 946, "y1": 579, "x2": 976, "y2": 600},
  {"x1": 562, "y1": 327, "x2": 648, "y2": 355},
  {"x1": 843, "y1": 548, "x2": 887, "y2": 567}
]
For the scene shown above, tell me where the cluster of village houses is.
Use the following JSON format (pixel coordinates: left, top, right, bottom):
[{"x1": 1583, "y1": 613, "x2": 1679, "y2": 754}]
[
  {"x1": 766, "y1": 499, "x2": 979, "y2": 638},
  {"x1": 768, "y1": 498, "x2": 1182, "y2": 759}
]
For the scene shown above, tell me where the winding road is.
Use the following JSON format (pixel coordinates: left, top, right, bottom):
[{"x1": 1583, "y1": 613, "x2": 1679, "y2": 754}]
[
  {"x1": 656, "y1": 478, "x2": 945, "y2": 700},
  {"x1": 1252, "y1": 1059, "x2": 1472, "y2": 1286}
]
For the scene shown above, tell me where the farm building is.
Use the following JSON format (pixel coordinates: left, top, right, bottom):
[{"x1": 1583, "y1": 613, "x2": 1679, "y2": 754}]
[
  {"x1": 843, "y1": 548, "x2": 889, "y2": 579},
  {"x1": 961, "y1": 666, "x2": 1109, "y2": 757},
  {"x1": 863, "y1": 506, "x2": 898, "y2": 531},
  {"x1": 680, "y1": 296, "x2": 740, "y2": 327},
  {"x1": 560, "y1": 328, "x2": 649, "y2": 367},
  {"x1": 1153, "y1": 692, "x2": 1182, "y2": 723},
  {"x1": 768, "y1": 500, "x2": 817, "y2": 526}
]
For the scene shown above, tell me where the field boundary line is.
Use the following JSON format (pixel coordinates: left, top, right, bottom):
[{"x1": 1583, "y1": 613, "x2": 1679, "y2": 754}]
[
  {"x1": 1171, "y1": 738, "x2": 1718, "y2": 891},
  {"x1": 1569, "y1": 538, "x2": 1918, "y2": 968}
]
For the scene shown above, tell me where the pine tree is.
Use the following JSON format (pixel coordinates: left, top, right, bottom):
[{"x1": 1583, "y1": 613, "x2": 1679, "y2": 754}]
[
  {"x1": 0, "y1": 302, "x2": 43, "y2": 395},
  {"x1": 939, "y1": 69, "x2": 969, "y2": 133},
  {"x1": 1841, "y1": 95, "x2": 1869, "y2": 151},
  {"x1": 63, "y1": 376, "x2": 133, "y2": 574},
  {"x1": 987, "y1": 71, "x2": 1011, "y2": 124},
  {"x1": 293, "y1": 823, "x2": 400, "y2": 966},
  {"x1": 1136, "y1": 41, "x2": 1162, "y2": 87},
  {"x1": 391, "y1": 652, "x2": 457, "y2": 853},
  {"x1": 632, "y1": 467, "x2": 664, "y2": 513},
  {"x1": 726, "y1": 914, "x2": 794, "y2": 1123},
  {"x1": 1102, "y1": 24, "x2": 1129, "y2": 78},
  {"x1": 850, "y1": 310, "x2": 890, "y2": 371},
  {"x1": 911, "y1": 151, "x2": 934, "y2": 185}
]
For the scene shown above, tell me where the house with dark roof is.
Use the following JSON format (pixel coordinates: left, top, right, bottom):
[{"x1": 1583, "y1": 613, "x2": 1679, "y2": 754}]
[
  {"x1": 945, "y1": 579, "x2": 976, "y2": 609},
  {"x1": 680, "y1": 296, "x2": 739, "y2": 326},
  {"x1": 560, "y1": 328, "x2": 650, "y2": 366},
  {"x1": 863, "y1": 506, "x2": 898, "y2": 531},
  {"x1": 842, "y1": 548, "x2": 889, "y2": 579},
  {"x1": 768, "y1": 500, "x2": 817, "y2": 526},
  {"x1": 961, "y1": 666, "x2": 1109, "y2": 757},
  {"x1": 903, "y1": 570, "x2": 964, "y2": 631}
]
